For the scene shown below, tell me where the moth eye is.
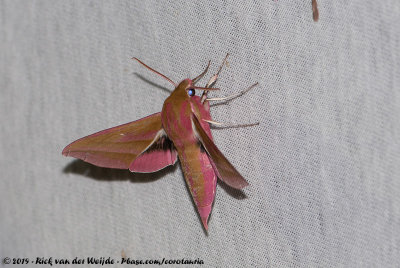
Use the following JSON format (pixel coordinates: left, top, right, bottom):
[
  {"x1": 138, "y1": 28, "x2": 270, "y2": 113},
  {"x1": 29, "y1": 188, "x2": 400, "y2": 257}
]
[{"x1": 187, "y1": 88, "x2": 195, "y2": 97}]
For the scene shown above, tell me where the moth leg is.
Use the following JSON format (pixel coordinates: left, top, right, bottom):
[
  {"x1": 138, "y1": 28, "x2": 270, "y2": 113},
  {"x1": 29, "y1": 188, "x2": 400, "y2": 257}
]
[
  {"x1": 201, "y1": 53, "x2": 229, "y2": 103},
  {"x1": 202, "y1": 119, "x2": 223, "y2": 126},
  {"x1": 206, "y1": 83, "x2": 258, "y2": 102},
  {"x1": 205, "y1": 53, "x2": 229, "y2": 88},
  {"x1": 203, "y1": 119, "x2": 259, "y2": 128},
  {"x1": 193, "y1": 60, "x2": 211, "y2": 84}
]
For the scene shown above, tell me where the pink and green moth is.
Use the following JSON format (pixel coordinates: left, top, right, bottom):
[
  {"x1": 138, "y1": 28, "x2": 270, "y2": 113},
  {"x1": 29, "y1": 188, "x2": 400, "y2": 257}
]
[{"x1": 62, "y1": 54, "x2": 256, "y2": 231}]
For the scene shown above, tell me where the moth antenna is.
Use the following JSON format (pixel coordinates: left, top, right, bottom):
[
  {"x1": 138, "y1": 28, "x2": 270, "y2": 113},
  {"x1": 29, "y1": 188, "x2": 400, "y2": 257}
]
[
  {"x1": 206, "y1": 83, "x2": 258, "y2": 102},
  {"x1": 193, "y1": 60, "x2": 211, "y2": 84},
  {"x1": 203, "y1": 119, "x2": 259, "y2": 128},
  {"x1": 132, "y1": 57, "x2": 177, "y2": 87}
]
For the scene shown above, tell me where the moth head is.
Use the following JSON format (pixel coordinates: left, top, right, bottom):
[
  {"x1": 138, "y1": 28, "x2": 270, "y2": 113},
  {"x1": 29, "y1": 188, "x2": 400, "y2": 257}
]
[
  {"x1": 175, "y1": 78, "x2": 196, "y2": 97},
  {"x1": 181, "y1": 78, "x2": 219, "y2": 98},
  {"x1": 183, "y1": 79, "x2": 196, "y2": 97}
]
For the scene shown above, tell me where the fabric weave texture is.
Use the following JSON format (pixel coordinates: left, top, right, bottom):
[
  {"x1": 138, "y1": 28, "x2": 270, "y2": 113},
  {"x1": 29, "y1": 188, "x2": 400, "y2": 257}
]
[{"x1": 1, "y1": 1, "x2": 399, "y2": 267}]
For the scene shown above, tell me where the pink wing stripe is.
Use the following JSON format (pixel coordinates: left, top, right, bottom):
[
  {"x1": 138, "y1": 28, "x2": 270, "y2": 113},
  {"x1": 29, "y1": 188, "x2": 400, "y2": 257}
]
[
  {"x1": 129, "y1": 149, "x2": 177, "y2": 173},
  {"x1": 65, "y1": 151, "x2": 134, "y2": 170}
]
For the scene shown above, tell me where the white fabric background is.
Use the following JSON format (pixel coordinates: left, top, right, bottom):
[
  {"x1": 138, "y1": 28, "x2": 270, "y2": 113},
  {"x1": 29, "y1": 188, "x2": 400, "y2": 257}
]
[{"x1": 1, "y1": 1, "x2": 400, "y2": 267}]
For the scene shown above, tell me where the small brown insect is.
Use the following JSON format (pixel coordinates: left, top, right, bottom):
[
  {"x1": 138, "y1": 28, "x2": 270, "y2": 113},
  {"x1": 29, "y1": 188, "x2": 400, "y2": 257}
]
[{"x1": 312, "y1": 0, "x2": 319, "y2": 22}]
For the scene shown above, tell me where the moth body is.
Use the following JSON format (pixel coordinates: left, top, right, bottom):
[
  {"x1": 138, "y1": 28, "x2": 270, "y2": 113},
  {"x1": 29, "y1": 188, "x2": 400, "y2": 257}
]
[{"x1": 62, "y1": 56, "x2": 250, "y2": 231}]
